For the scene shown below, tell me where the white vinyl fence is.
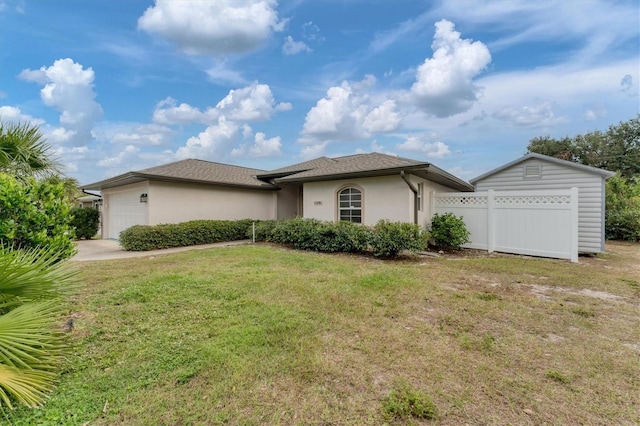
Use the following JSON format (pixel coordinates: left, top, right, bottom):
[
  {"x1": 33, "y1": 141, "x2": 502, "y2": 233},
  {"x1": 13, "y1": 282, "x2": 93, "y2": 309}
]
[{"x1": 431, "y1": 188, "x2": 579, "y2": 262}]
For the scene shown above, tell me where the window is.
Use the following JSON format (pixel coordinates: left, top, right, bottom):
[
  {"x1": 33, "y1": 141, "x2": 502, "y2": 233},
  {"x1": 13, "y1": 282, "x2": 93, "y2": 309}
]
[
  {"x1": 417, "y1": 182, "x2": 424, "y2": 212},
  {"x1": 338, "y1": 187, "x2": 362, "y2": 223}
]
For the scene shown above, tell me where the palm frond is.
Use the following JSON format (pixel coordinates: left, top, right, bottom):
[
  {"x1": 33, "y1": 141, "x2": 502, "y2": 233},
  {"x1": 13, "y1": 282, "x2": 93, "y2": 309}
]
[
  {"x1": 0, "y1": 301, "x2": 66, "y2": 409},
  {"x1": 0, "y1": 246, "x2": 77, "y2": 309},
  {"x1": 0, "y1": 121, "x2": 62, "y2": 179},
  {"x1": 0, "y1": 364, "x2": 57, "y2": 409}
]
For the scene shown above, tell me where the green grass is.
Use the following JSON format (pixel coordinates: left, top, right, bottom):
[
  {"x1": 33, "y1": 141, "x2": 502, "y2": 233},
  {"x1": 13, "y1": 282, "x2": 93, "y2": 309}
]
[{"x1": 8, "y1": 242, "x2": 640, "y2": 425}]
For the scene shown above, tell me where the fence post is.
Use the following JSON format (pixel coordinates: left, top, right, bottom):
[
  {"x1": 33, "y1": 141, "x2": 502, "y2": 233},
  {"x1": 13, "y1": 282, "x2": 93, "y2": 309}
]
[
  {"x1": 570, "y1": 187, "x2": 579, "y2": 263},
  {"x1": 487, "y1": 190, "x2": 495, "y2": 253}
]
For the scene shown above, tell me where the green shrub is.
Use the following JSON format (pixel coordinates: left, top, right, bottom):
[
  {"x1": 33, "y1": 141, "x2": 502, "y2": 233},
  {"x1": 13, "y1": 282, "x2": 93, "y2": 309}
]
[
  {"x1": 429, "y1": 212, "x2": 471, "y2": 249},
  {"x1": 247, "y1": 220, "x2": 278, "y2": 242},
  {"x1": 605, "y1": 176, "x2": 640, "y2": 241},
  {"x1": 119, "y1": 219, "x2": 254, "y2": 251},
  {"x1": 369, "y1": 220, "x2": 429, "y2": 257},
  {"x1": 267, "y1": 218, "x2": 370, "y2": 253},
  {"x1": 0, "y1": 173, "x2": 75, "y2": 260},
  {"x1": 70, "y1": 207, "x2": 100, "y2": 239},
  {"x1": 382, "y1": 381, "x2": 438, "y2": 421}
]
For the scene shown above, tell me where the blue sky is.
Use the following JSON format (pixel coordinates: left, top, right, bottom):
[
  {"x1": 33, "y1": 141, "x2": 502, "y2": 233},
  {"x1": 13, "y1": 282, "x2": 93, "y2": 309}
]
[{"x1": 1, "y1": 0, "x2": 638, "y2": 185}]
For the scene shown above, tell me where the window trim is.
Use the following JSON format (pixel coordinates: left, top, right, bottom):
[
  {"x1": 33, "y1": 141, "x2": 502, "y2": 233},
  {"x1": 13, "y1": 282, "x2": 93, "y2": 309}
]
[{"x1": 335, "y1": 184, "x2": 364, "y2": 224}]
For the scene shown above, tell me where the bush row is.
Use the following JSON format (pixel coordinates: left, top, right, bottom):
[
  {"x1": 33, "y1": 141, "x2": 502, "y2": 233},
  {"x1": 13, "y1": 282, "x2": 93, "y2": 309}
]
[
  {"x1": 120, "y1": 215, "x2": 469, "y2": 256},
  {"x1": 252, "y1": 218, "x2": 431, "y2": 257},
  {"x1": 119, "y1": 219, "x2": 254, "y2": 251}
]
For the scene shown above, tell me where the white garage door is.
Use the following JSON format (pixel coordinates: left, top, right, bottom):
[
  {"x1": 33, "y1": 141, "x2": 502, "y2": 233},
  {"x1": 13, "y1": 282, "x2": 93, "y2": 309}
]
[{"x1": 108, "y1": 190, "x2": 147, "y2": 239}]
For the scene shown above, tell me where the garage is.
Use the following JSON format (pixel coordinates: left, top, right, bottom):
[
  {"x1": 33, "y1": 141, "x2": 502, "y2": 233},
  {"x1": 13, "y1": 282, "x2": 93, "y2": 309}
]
[{"x1": 105, "y1": 187, "x2": 148, "y2": 239}]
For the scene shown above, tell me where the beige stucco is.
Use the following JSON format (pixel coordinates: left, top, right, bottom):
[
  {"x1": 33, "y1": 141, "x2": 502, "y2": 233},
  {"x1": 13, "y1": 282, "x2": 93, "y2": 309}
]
[
  {"x1": 276, "y1": 184, "x2": 301, "y2": 219},
  {"x1": 147, "y1": 181, "x2": 277, "y2": 225},
  {"x1": 302, "y1": 174, "x2": 459, "y2": 226}
]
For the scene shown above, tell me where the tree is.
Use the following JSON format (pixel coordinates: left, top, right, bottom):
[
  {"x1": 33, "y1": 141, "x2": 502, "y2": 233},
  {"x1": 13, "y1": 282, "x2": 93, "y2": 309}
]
[
  {"x1": 0, "y1": 121, "x2": 61, "y2": 179},
  {"x1": 526, "y1": 114, "x2": 640, "y2": 178},
  {"x1": 0, "y1": 246, "x2": 76, "y2": 410}
]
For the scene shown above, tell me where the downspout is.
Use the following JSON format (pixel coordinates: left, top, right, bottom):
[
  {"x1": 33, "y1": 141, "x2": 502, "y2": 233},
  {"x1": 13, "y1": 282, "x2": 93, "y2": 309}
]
[{"x1": 400, "y1": 170, "x2": 418, "y2": 224}]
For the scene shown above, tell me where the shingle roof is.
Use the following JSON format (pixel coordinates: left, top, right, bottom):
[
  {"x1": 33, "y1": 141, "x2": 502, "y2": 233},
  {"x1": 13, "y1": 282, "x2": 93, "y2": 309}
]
[
  {"x1": 82, "y1": 159, "x2": 274, "y2": 190},
  {"x1": 275, "y1": 152, "x2": 426, "y2": 182},
  {"x1": 138, "y1": 159, "x2": 269, "y2": 187},
  {"x1": 258, "y1": 157, "x2": 336, "y2": 176},
  {"x1": 82, "y1": 153, "x2": 472, "y2": 192}
]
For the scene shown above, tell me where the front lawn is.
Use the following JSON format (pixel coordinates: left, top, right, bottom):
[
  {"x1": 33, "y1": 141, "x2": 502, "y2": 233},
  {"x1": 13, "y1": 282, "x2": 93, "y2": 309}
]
[{"x1": 10, "y1": 243, "x2": 640, "y2": 424}]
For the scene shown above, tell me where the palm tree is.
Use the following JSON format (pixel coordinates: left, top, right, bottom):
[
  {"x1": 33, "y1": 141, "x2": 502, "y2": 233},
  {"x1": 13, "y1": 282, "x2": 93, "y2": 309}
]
[
  {"x1": 0, "y1": 246, "x2": 76, "y2": 409},
  {"x1": 0, "y1": 121, "x2": 62, "y2": 179}
]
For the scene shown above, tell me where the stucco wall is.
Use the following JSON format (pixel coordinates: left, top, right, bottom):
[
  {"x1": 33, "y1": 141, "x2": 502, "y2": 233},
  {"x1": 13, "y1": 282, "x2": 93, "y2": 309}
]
[
  {"x1": 276, "y1": 184, "x2": 300, "y2": 219},
  {"x1": 147, "y1": 181, "x2": 277, "y2": 225},
  {"x1": 303, "y1": 175, "x2": 464, "y2": 226}
]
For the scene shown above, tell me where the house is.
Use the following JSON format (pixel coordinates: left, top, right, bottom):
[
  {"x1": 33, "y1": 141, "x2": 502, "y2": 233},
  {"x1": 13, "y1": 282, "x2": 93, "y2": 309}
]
[
  {"x1": 470, "y1": 153, "x2": 615, "y2": 254},
  {"x1": 81, "y1": 153, "x2": 473, "y2": 240}
]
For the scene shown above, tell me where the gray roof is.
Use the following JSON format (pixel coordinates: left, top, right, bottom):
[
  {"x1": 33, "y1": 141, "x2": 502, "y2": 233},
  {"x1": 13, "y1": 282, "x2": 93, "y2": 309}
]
[
  {"x1": 82, "y1": 153, "x2": 472, "y2": 192},
  {"x1": 273, "y1": 153, "x2": 473, "y2": 191},
  {"x1": 82, "y1": 159, "x2": 275, "y2": 190},
  {"x1": 470, "y1": 153, "x2": 616, "y2": 184}
]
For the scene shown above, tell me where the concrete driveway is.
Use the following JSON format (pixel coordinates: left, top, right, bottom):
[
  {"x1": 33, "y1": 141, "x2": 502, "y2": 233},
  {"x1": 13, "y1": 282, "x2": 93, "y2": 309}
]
[{"x1": 71, "y1": 239, "x2": 251, "y2": 261}]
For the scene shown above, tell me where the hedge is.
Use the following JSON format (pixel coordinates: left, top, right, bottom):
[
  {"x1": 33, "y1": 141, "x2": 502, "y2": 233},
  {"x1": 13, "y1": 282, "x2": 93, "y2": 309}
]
[
  {"x1": 120, "y1": 217, "x2": 430, "y2": 257},
  {"x1": 119, "y1": 219, "x2": 254, "y2": 251}
]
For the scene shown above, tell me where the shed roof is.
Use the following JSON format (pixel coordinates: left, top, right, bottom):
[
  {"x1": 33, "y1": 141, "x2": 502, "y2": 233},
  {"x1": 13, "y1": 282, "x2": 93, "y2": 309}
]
[
  {"x1": 470, "y1": 153, "x2": 615, "y2": 184},
  {"x1": 82, "y1": 159, "x2": 275, "y2": 190}
]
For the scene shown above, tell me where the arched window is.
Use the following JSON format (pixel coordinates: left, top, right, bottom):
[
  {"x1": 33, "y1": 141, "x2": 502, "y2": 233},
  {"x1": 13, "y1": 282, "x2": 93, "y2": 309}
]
[{"x1": 338, "y1": 187, "x2": 362, "y2": 223}]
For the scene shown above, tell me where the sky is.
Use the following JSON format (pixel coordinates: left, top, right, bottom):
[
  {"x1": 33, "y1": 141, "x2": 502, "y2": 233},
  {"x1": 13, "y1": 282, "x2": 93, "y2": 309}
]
[{"x1": 0, "y1": 0, "x2": 638, "y2": 185}]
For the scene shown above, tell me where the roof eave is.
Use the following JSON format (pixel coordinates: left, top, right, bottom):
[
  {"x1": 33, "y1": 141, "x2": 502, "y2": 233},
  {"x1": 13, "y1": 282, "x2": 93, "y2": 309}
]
[
  {"x1": 470, "y1": 153, "x2": 616, "y2": 184},
  {"x1": 82, "y1": 172, "x2": 277, "y2": 191}
]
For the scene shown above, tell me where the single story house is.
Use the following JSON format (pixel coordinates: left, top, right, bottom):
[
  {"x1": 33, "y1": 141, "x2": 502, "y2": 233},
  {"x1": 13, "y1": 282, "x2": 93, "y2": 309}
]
[
  {"x1": 82, "y1": 152, "x2": 473, "y2": 240},
  {"x1": 470, "y1": 153, "x2": 615, "y2": 254}
]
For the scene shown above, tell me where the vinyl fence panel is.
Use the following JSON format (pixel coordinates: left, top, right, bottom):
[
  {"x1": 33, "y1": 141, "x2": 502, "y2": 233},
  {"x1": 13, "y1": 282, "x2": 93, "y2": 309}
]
[{"x1": 432, "y1": 188, "x2": 579, "y2": 262}]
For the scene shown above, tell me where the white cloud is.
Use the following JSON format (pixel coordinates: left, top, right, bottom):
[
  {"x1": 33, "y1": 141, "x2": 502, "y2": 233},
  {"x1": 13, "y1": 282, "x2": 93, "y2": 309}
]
[
  {"x1": 175, "y1": 116, "x2": 240, "y2": 160},
  {"x1": 396, "y1": 136, "x2": 451, "y2": 159},
  {"x1": 216, "y1": 82, "x2": 291, "y2": 121},
  {"x1": 19, "y1": 58, "x2": 103, "y2": 146},
  {"x1": 362, "y1": 100, "x2": 401, "y2": 133},
  {"x1": 299, "y1": 76, "x2": 401, "y2": 147},
  {"x1": 0, "y1": 106, "x2": 45, "y2": 125},
  {"x1": 97, "y1": 144, "x2": 140, "y2": 167},
  {"x1": 205, "y1": 61, "x2": 247, "y2": 85},
  {"x1": 492, "y1": 101, "x2": 567, "y2": 127},
  {"x1": 137, "y1": 0, "x2": 284, "y2": 56},
  {"x1": 300, "y1": 141, "x2": 328, "y2": 159},
  {"x1": 584, "y1": 106, "x2": 607, "y2": 121},
  {"x1": 231, "y1": 132, "x2": 282, "y2": 157},
  {"x1": 408, "y1": 20, "x2": 491, "y2": 117},
  {"x1": 153, "y1": 97, "x2": 217, "y2": 125},
  {"x1": 110, "y1": 124, "x2": 175, "y2": 146},
  {"x1": 282, "y1": 36, "x2": 311, "y2": 55}
]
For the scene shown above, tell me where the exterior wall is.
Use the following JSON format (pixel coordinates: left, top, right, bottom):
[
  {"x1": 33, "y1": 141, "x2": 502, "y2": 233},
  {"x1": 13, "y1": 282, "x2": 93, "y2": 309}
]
[
  {"x1": 303, "y1": 175, "x2": 459, "y2": 226},
  {"x1": 474, "y1": 158, "x2": 605, "y2": 253},
  {"x1": 147, "y1": 181, "x2": 276, "y2": 225},
  {"x1": 102, "y1": 181, "x2": 149, "y2": 239},
  {"x1": 276, "y1": 184, "x2": 300, "y2": 219},
  {"x1": 413, "y1": 176, "x2": 460, "y2": 228}
]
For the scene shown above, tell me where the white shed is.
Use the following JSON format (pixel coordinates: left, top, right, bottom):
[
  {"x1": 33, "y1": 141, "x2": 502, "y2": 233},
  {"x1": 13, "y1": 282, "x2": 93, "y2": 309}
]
[{"x1": 470, "y1": 153, "x2": 615, "y2": 254}]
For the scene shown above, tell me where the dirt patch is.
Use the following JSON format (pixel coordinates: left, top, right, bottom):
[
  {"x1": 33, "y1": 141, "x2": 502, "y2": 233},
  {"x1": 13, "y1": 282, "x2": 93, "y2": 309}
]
[{"x1": 525, "y1": 284, "x2": 625, "y2": 302}]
